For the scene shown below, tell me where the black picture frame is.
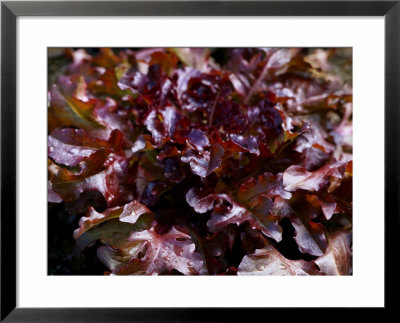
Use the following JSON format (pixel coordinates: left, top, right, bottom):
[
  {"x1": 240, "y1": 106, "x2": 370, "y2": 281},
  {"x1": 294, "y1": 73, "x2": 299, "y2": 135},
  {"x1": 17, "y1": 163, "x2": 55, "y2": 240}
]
[{"x1": 1, "y1": 1, "x2": 399, "y2": 321}]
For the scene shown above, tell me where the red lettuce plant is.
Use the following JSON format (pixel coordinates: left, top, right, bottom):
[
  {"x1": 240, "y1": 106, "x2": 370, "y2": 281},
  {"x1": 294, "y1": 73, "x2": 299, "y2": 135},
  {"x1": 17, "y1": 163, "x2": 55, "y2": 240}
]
[{"x1": 48, "y1": 47, "x2": 352, "y2": 275}]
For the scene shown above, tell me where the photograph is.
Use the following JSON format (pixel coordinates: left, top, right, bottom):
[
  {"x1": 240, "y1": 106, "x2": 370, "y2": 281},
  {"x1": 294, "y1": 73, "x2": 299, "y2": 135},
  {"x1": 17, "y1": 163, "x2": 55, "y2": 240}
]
[{"x1": 47, "y1": 47, "x2": 353, "y2": 276}]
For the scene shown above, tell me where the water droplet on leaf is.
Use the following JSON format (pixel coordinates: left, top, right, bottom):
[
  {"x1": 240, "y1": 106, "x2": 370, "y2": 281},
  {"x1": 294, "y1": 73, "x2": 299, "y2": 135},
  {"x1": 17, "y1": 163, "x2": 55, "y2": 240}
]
[{"x1": 256, "y1": 263, "x2": 265, "y2": 271}]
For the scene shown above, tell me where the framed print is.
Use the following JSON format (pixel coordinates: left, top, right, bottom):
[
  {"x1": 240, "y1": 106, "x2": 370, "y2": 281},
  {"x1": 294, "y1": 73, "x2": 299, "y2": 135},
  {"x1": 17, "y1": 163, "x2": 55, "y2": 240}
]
[{"x1": 1, "y1": 0, "x2": 399, "y2": 321}]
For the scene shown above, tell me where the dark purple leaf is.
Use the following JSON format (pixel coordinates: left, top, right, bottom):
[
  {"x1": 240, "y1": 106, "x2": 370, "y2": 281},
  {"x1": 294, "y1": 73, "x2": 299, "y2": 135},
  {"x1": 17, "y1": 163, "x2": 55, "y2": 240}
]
[{"x1": 48, "y1": 48, "x2": 352, "y2": 276}]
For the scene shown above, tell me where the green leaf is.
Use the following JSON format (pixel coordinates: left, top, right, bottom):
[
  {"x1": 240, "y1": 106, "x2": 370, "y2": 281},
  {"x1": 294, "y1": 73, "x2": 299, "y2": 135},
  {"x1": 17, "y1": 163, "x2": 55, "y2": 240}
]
[{"x1": 49, "y1": 76, "x2": 106, "y2": 130}]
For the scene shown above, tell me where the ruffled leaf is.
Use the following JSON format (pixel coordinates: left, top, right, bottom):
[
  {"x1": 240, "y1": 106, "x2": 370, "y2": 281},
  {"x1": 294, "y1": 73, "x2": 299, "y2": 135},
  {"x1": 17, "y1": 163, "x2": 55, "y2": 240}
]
[
  {"x1": 172, "y1": 48, "x2": 211, "y2": 71},
  {"x1": 238, "y1": 243, "x2": 321, "y2": 275},
  {"x1": 186, "y1": 181, "x2": 285, "y2": 242},
  {"x1": 315, "y1": 230, "x2": 352, "y2": 275},
  {"x1": 51, "y1": 149, "x2": 128, "y2": 204},
  {"x1": 272, "y1": 195, "x2": 328, "y2": 257},
  {"x1": 112, "y1": 226, "x2": 206, "y2": 275},
  {"x1": 283, "y1": 161, "x2": 344, "y2": 192},
  {"x1": 48, "y1": 128, "x2": 124, "y2": 167},
  {"x1": 49, "y1": 76, "x2": 106, "y2": 131},
  {"x1": 74, "y1": 200, "x2": 154, "y2": 248}
]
